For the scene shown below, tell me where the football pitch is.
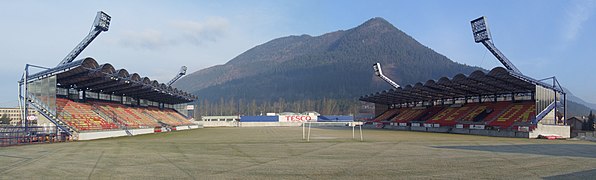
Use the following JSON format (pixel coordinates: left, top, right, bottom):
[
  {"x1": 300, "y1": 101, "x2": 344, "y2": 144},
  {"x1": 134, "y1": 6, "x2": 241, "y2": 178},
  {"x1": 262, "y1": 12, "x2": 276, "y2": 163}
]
[{"x1": 1, "y1": 127, "x2": 595, "y2": 179}]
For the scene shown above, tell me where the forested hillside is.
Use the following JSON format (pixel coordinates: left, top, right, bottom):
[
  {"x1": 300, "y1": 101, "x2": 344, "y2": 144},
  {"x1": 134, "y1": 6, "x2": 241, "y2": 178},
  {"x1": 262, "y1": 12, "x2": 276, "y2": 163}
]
[{"x1": 175, "y1": 17, "x2": 480, "y2": 115}]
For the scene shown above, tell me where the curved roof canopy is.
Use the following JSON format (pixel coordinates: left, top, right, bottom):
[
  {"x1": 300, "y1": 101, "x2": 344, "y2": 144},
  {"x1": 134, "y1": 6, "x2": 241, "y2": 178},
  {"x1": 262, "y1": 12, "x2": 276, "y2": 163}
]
[
  {"x1": 360, "y1": 67, "x2": 562, "y2": 105},
  {"x1": 28, "y1": 57, "x2": 196, "y2": 104}
]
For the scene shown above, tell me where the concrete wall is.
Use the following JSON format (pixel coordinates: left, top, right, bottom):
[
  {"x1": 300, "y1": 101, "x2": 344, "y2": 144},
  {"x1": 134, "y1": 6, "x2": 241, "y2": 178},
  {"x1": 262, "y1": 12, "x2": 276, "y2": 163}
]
[
  {"x1": 451, "y1": 128, "x2": 470, "y2": 134},
  {"x1": 426, "y1": 127, "x2": 451, "y2": 133},
  {"x1": 529, "y1": 124, "x2": 570, "y2": 138},
  {"x1": 174, "y1": 125, "x2": 201, "y2": 130},
  {"x1": 129, "y1": 128, "x2": 154, "y2": 135},
  {"x1": 78, "y1": 128, "x2": 169, "y2": 140},
  {"x1": 176, "y1": 126, "x2": 190, "y2": 130},
  {"x1": 78, "y1": 130, "x2": 128, "y2": 140},
  {"x1": 410, "y1": 126, "x2": 427, "y2": 132}
]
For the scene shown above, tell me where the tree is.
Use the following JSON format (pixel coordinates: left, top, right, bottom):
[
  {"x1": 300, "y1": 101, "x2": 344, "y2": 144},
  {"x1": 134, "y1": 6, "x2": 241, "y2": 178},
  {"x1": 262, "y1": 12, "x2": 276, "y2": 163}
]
[
  {"x1": 0, "y1": 114, "x2": 11, "y2": 125},
  {"x1": 588, "y1": 111, "x2": 595, "y2": 131}
]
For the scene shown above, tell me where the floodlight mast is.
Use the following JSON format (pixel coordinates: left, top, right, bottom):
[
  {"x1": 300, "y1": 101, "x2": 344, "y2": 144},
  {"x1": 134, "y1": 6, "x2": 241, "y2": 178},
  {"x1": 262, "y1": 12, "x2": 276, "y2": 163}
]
[
  {"x1": 166, "y1": 66, "x2": 188, "y2": 86},
  {"x1": 373, "y1": 63, "x2": 400, "y2": 89},
  {"x1": 57, "y1": 11, "x2": 111, "y2": 66},
  {"x1": 471, "y1": 16, "x2": 522, "y2": 74}
]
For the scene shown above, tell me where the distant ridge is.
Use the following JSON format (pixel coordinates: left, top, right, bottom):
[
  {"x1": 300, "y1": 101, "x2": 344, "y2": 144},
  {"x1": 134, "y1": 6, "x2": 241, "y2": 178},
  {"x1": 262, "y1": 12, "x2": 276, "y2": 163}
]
[
  {"x1": 175, "y1": 17, "x2": 479, "y2": 102},
  {"x1": 174, "y1": 17, "x2": 593, "y2": 116}
]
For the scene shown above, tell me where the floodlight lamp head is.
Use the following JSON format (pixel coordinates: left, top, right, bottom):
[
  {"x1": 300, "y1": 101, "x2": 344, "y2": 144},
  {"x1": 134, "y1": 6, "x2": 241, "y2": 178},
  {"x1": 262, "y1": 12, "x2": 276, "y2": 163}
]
[
  {"x1": 471, "y1": 16, "x2": 491, "y2": 43},
  {"x1": 373, "y1": 63, "x2": 382, "y2": 76},
  {"x1": 93, "y1": 11, "x2": 111, "y2": 31},
  {"x1": 181, "y1": 66, "x2": 187, "y2": 73}
]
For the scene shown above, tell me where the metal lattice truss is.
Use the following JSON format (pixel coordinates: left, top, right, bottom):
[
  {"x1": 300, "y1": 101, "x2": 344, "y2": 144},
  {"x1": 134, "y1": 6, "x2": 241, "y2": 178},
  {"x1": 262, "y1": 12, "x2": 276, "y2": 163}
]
[
  {"x1": 360, "y1": 67, "x2": 563, "y2": 105},
  {"x1": 28, "y1": 57, "x2": 196, "y2": 104}
]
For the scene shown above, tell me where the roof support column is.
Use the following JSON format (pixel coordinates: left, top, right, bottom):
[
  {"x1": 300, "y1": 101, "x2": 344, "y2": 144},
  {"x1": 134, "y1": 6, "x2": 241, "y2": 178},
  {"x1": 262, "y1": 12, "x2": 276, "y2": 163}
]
[
  {"x1": 554, "y1": 90, "x2": 557, "y2": 125},
  {"x1": 511, "y1": 92, "x2": 515, "y2": 102},
  {"x1": 564, "y1": 93, "x2": 567, "y2": 125}
]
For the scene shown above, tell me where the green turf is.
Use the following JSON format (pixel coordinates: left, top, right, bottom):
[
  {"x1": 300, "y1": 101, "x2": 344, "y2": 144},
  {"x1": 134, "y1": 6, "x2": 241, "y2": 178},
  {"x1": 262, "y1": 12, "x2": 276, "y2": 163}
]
[{"x1": 0, "y1": 127, "x2": 595, "y2": 179}]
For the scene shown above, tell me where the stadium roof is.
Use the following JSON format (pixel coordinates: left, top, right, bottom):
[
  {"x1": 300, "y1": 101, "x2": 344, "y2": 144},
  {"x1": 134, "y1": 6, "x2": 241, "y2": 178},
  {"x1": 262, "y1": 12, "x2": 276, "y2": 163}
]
[
  {"x1": 28, "y1": 57, "x2": 196, "y2": 104},
  {"x1": 360, "y1": 67, "x2": 563, "y2": 105}
]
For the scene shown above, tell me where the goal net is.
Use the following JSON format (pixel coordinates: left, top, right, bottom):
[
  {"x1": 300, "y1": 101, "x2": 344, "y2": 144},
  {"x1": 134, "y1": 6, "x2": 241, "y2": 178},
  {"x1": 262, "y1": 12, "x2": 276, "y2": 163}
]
[{"x1": 301, "y1": 121, "x2": 363, "y2": 142}]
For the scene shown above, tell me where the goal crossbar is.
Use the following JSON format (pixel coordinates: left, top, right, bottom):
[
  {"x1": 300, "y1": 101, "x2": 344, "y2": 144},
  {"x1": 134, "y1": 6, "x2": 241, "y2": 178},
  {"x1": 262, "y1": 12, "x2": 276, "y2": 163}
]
[{"x1": 302, "y1": 121, "x2": 363, "y2": 142}]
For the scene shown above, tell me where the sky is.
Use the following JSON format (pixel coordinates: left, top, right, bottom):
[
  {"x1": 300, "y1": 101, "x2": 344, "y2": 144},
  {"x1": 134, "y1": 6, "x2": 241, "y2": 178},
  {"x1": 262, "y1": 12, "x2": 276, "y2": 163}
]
[{"x1": 0, "y1": 0, "x2": 595, "y2": 107}]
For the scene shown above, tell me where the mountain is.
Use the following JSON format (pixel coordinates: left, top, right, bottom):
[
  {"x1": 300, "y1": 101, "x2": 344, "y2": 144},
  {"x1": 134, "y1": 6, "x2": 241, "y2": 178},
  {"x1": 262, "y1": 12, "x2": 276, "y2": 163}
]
[
  {"x1": 567, "y1": 100, "x2": 594, "y2": 118},
  {"x1": 174, "y1": 17, "x2": 594, "y2": 116},
  {"x1": 561, "y1": 87, "x2": 595, "y2": 117},
  {"x1": 175, "y1": 17, "x2": 480, "y2": 105},
  {"x1": 564, "y1": 87, "x2": 596, "y2": 110}
]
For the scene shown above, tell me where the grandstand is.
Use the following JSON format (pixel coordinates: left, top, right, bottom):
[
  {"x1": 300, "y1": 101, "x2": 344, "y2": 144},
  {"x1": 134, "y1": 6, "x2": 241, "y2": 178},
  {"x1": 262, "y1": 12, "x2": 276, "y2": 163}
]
[
  {"x1": 361, "y1": 67, "x2": 566, "y2": 138},
  {"x1": 5, "y1": 11, "x2": 198, "y2": 144},
  {"x1": 360, "y1": 16, "x2": 569, "y2": 138},
  {"x1": 18, "y1": 57, "x2": 197, "y2": 141}
]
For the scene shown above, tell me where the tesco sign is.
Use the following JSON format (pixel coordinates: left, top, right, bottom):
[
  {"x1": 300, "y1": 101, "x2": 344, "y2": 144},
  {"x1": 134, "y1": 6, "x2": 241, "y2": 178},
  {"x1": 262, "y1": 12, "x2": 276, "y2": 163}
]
[{"x1": 279, "y1": 115, "x2": 317, "y2": 122}]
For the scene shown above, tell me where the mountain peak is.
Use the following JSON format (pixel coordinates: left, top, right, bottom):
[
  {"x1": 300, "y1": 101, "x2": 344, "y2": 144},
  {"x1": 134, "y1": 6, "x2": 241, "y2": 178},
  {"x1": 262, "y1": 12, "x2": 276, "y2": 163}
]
[
  {"x1": 363, "y1": 17, "x2": 391, "y2": 25},
  {"x1": 353, "y1": 17, "x2": 398, "y2": 34}
]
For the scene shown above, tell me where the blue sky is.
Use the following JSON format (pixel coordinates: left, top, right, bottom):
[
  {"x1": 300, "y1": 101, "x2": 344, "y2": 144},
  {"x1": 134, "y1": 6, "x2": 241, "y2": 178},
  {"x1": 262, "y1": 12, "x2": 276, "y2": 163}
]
[{"x1": 0, "y1": 0, "x2": 595, "y2": 106}]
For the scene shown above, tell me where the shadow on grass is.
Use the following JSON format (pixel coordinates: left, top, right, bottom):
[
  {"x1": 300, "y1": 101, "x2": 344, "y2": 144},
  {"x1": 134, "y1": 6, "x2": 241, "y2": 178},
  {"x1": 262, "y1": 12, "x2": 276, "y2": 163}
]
[
  {"x1": 434, "y1": 144, "x2": 596, "y2": 158},
  {"x1": 544, "y1": 169, "x2": 596, "y2": 179}
]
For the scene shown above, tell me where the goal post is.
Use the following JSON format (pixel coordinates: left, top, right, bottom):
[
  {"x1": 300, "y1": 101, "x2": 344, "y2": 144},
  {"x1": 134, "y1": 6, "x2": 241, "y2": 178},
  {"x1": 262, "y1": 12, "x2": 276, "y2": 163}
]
[{"x1": 302, "y1": 121, "x2": 363, "y2": 142}]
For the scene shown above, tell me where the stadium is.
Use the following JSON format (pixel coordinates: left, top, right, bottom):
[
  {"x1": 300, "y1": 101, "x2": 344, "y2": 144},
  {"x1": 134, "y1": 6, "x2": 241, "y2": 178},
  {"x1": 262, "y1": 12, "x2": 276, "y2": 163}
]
[
  {"x1": 360, "y1": 16, "x2": 569, "y2": 139},
  {"x1": 1, "y1": 11, "x2": 594, "y2": 179}
]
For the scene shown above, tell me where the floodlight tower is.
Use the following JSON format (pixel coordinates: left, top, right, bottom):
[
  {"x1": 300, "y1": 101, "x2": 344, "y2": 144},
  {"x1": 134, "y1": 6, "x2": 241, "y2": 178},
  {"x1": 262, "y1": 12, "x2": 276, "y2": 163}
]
[
  {"x1": 57, "y1": 11, "x2": 111, "y2": 66},
  {"x1": 167, "y1": 66, "x2": 188, "y2": 86},
  {"x1": 372, "y1": 63, "x2": 400, "y2": 89},
  {"x1": 470, "y1": 16, "x2": 522, "y2": 74}
]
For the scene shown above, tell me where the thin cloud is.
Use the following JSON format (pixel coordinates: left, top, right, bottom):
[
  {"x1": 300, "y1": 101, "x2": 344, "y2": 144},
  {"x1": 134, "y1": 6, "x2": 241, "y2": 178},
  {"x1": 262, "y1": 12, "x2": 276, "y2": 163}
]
[
  {"x1": 119, "y1": 29, "x2": 169, "y2": 50},
  {"x1": 118, "y1": 17, "x2": 230, "y2": 50},
  {"x1": 563, "y1": 0, "x2": 596, "y2": 41},
  {"x1": 172, "y1": 17, "x2": 230, "y2": 45}
]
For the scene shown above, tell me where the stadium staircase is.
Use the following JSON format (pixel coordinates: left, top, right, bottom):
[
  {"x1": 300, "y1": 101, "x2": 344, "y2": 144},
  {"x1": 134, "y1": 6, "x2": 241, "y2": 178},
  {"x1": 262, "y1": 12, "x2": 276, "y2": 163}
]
[
  {"x1": 91, "y1": 105, "x2": 119, "y2": 126},
  {"x1": 143, "y1": 108, "x2": 190, "y2": 126},
  {"x1": 165, "y1": 109, "x2": 191, "y2": 123},
  {"x1": 534, "y1": 101, "x2": 559, "y2": 124},
  {"x1": 26, "y1": 95, "x2": 74, "y2": 136},
  {"x1": 90, "y1": 104, "x2": 132, "y2": 136},
  {"x1": 92, "y1": 102, "x2": 140, "y2": 128}
]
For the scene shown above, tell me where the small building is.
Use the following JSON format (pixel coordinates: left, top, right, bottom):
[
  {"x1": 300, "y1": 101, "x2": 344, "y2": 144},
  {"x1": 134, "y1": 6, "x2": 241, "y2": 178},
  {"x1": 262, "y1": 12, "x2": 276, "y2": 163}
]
[
  {"x1": 567, "y1": 116, "x2": 586, "y2": 131},
  {"x1": 0, "y1": 107, "x2": 50, "y2": 126},
  {"x1": 201, "y1": 115, "x2": 240, "y2": 122}
]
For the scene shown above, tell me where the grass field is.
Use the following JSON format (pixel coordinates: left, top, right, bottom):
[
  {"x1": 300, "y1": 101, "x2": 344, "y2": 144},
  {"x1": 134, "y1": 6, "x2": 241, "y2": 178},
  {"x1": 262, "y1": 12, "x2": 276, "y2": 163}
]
[{"x1": 1, "y1": 127, "x2": 595, "y2": 179}]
